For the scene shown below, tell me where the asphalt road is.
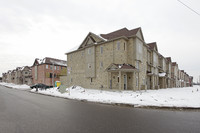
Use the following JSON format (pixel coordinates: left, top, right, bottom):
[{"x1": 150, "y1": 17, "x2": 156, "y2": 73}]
[{"x1": 0, "y1": 85, "x2": 200, "y2": 133}]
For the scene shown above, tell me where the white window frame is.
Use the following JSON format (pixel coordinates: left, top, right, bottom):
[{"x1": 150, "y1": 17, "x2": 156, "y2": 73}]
[
  {"x1": 138, "y1": 42, "x2": 143, "y2": 54},
  {"x1": 46, "y1": 65, "x2": 48, "y2": 69},
  {"x1": 117, "y1": 41, "x2": 120, "y2": 50},
  {"x1": 100, "y1": 46, "x2": 103, "y2": 54},
  {"x1": 136, "y1": 61, "x2": 139, "y2": 69},
  {"x1": 88, "y1": 48, "x2": 91, "y2": 54}
]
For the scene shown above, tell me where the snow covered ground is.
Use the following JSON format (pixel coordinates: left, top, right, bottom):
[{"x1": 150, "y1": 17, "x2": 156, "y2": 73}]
[
  {"x1": 0, "y1": 82, "x2": 30, "y2": 90},
  {"x1": 30, "y1": 85, "x2": 200, "y2": 108},
  {"x1": 1, "y1": 82, "x2": 200, "y2": 108}
]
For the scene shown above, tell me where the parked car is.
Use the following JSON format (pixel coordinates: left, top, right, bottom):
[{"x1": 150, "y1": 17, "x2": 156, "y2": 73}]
[{"x1": 30, "y1": 83, "x2": 53, "y2": 91}]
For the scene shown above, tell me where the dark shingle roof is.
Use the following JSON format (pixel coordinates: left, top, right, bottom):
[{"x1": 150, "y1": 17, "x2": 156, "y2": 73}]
[
  {"x1": 100, "y1": 27, "x2": 140, "y2": 40},
  {"x1": 166, "y1": 57, "x2": 172, "y2": 62},
  {"x1": 172, "y1": 62, "x2": 177, "y2": 66},
  {"x1": 147, "y1": 42, "x2": 158, "y2": 51}
]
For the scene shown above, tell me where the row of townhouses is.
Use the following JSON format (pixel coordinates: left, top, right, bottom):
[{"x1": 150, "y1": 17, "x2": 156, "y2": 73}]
[
  {"x1": 2, "y1": 57, "x2": 67, "y2": 86},
  {"x1": 2, "y1": 66, "x2": 32, "y2": 85},
  {"x1": 65, "y1": 27, "x2": 193, "y2": 90}
]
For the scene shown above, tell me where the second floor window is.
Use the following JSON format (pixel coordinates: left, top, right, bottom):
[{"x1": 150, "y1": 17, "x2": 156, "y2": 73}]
[
  {"x1": 50, "y1": 65, "x2": 53, "y2": 70},
  {"x1": 88, "y1": 48, "x2": 91, "y2": 54},
  {"x1": 117, "y1": 41, "x2": 120, "y2": 50},
  {"x1": 100, "y1": 46, "x2": 103, "y2": 54},
  {"x1": 124, "y1": 43, "x2": 126, "y2": 51},
  {"x1": 46, "y1": 65, "x2": 48, "y2": 69},
  {"x1": 136, "y1": 61, "x2": 139, "y2": 69}
]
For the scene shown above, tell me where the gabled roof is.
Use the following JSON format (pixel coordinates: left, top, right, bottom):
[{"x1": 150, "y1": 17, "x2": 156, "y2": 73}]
[
  {"x1": 147, "y1": 42, "x2": 158, "y2": 52},
  {"x1": 33, "y1": 57, "x2": 67, "y2": 67},
  {"x1": 166, "y1": 57, "x2": 172, "y2": 62},
  {"x1": 106, "y1": 63, "x2": 138, "y2": 72},
  {"x1": 66, "y1": 27, "x2": 144, "y2": 54},
  {"x1": 78, "y1": 32, "x2": 106, "y2": 49},
  {"x1": 172, "y1": 62, "x2": 178, "y2": 67},
  {"x1": 100, "y1": 27, "x2": 141, "y2": 40}
]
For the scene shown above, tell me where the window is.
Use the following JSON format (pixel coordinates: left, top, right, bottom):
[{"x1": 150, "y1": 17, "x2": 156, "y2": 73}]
[
  {"x1": 124, "y1": 43, "x2": 126, "y2": 51},
  {"x1": 91, "y1": 78, "x2": 92, "y2": 83},
  {"x1": 136, "y1": 76, "x2": 138, "y2": 87},
  {"x1": 54, "y1": 74, "x2": 56, "y2": 78},
  {"x1": 70, "y1": 55, "x2": 72, "y2": 60},
  {"x1": 50, "y1": 73, "x2": 53, "y2": 78},
  {"x1": 25, "y1": 72, "x2": 28, "y2": 74},
  {"x1": 54, "y1": 66, "x2": 56, "y2": 70},
  {"x1": 50, "y1": 65, "x2": 53, "y2": 70},
  {"x1": 138, "y1": 42, "x2": 143, "y2": 54},
  {"x1": 143, "y1": 78, "x2": 146, "y2": 85},
  {"x1": 117, "y1": 41, "x2": 120, "y2": 50},
  {"x1": 88, "y1": 48, "x2": 91, "y2": 54},
  {"x1": 46, "y1": 65, "x2": 48, "y2": 69},
  {"x1": 153, "y1": 53, "x2": 158, "y2": 64},
  {"x1": 100, "y1": 46, "x2": 103, "y2": 54},
  {"x1": 136, "y1": 61, "x2": 139, "y2": 69},
  {"x1": 100, "y1": 62, "x2": 103, "y2": 68},
  {"x1": 70, "y1": 78, "x2": 73, "y2": 83},
  {"x1": 57, "y1": 66, "x2": 59, "y2": 70}
]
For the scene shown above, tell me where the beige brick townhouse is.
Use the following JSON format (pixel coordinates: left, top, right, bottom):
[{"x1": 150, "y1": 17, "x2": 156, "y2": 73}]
[
  {"x1": 67, "y1": 27, "x2": 152, "y2": 90},
  {"x1": 66, "y1": 27, "x2": 193, "y2": 90}
]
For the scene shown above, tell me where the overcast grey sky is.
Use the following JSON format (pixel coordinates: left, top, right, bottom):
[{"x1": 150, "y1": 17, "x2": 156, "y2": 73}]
[{"x1": 0, "y1": 0, "x2": 200, "y2": 81}]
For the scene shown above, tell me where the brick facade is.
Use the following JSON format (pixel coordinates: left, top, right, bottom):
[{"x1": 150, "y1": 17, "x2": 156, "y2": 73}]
[{"x1": 31, "y1": 57, "x2": 67, "y2": 86}]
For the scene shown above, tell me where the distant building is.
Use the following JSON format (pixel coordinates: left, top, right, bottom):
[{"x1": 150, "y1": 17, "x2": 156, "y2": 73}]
[
  {"x1": 31, "y1": 57, "x2": 67, "y2": 86},
  {"x1": 189, "y1": 76, "x2": 193, "y2": 87},
  {"x1": 14, "y1": 66, "x2": 32, "y2": 85},
  {"x1": 2, "y1": 67, "x2": 32, "y2": 85}
]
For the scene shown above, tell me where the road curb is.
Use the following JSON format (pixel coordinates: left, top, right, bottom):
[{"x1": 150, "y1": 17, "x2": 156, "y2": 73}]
[
  {"x1": 28, "y1": 90, "x2": 200, "y2": 111},
  {"x1": 2, "y1": 84, "x2": 200, "y2": 111}
]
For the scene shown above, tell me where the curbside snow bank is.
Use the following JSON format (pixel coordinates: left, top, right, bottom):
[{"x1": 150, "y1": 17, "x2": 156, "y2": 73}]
[{"x1": 30, "y1": 85, "x2": 200, "y2": 109}]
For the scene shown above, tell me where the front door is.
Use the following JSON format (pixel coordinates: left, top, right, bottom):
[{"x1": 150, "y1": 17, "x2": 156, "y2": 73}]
[
  {"x1": 124, "y1": 75, "x2": 127, "y2": 90},
  {"x1": 147, "y1": 76, "x2": 151, "y2": 89}
]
